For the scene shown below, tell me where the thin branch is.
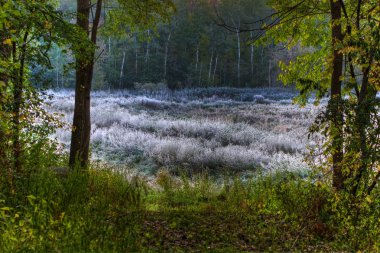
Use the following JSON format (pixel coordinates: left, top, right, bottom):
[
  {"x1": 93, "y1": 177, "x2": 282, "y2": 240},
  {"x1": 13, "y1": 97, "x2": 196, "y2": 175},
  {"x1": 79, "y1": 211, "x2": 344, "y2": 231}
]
[
  {"x1": 339, "y1": 0, "x2": 349, "y2": 20},
  {"x1": 368, "y1": 170, "x2": 380, "y2": 194},
  {"x1": 94, "y1": 48, "x2": 105, "y2": 63},
  {"x1": 356, "y1": 0, "x2": 362, "y2": 29}
]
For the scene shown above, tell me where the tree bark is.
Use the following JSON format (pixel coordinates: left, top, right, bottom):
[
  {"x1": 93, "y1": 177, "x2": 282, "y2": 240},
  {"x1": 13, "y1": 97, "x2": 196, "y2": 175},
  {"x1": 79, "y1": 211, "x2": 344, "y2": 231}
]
[
  {"x1": 69, "y1": 0, "x2": 102, "y2": 168},
  {"x1": 330, "y1": 0, "x2": 344, "y2": 190}
]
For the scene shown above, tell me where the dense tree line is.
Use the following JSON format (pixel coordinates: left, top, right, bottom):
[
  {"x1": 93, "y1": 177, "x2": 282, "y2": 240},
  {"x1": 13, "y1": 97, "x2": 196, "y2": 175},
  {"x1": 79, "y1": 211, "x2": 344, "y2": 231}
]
[{"x1": 39, "y1": 0, "x2": 286, "y2": 90}]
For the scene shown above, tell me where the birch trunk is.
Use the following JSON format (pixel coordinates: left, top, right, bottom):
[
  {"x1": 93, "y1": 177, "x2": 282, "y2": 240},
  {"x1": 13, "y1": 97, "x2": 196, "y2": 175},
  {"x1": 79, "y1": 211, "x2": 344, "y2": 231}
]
[
  {"x1": 119, "y1": 49, "x2": 126, "y2": 89},
  {"x1": 208, "y1": 50, "x2": 214, "y2": 83},
  {"x1": 213, "y1": 55, "x2": 218, "y2": 85}
]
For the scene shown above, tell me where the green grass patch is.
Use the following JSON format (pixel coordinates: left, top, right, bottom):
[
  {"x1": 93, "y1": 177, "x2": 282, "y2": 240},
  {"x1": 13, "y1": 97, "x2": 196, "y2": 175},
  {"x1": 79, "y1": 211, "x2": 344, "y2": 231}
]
[{"x1": 1, "y1": 167, "x2": 380, "y2": 252}]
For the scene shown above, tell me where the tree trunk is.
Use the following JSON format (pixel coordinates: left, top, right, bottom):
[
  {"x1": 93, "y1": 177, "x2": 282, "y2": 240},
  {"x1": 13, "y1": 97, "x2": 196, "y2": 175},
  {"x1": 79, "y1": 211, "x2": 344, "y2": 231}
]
[
  {"x1": 69, "y1": 0, "x2": 102, "y2": 168},
  {"x1": 135, "y1": 34, "x2": 138, "y2": 76},
  {"x1": 268, "y1": 58, "x2": 272, "y2": 87},
  {"x1": 108, "y1": 37, "x2": 111, "y2": 55},
  {"x1": 145, "y1": 29, "x2": 150, "y2": 64},
  {"x1": 164, "y1": 31, "x2": 171, "y2": 81},
  {"x1": 0, "y1": 23, "x2": 14, "y2": 190},
  {"x1": 352, "y1": 62, "x2": 375, "y2": 195},
  {"x1": 236, "y1": 27, "x2": 241, "y2": 87},
  {"x1": 0, "y1": 36, "x2": 10, "y2": 173},
  {"x1": 144, "y1": 29, "x2": 150, "y2": 78},
  {"x1": 250, "y1": 29, "x2": 254, "y2": 85},
  {"x1": 213, "y1": 54, "x2": 218, "y2": 85},
  {"x1": 198, "y1": 62, "x2": 203, "y2": 86},
  {"x1": 119, "y1": 47, "x2": 126, "y2": 89},
  {"x1": 195, "y1": 44, "x2": 199, "y2": 72},
  {"x1": 12, "y1": 31, "x2": 28, "y2": 174},
  {"x1": 208, "y1": 50, "x2": 214, "y2": 84},
  {"x1": 56, "y1": 53, "x2": 60, "y2": 88},
  {"x1": 330, "y1": 0, "x2": 344, "y2": 190}
]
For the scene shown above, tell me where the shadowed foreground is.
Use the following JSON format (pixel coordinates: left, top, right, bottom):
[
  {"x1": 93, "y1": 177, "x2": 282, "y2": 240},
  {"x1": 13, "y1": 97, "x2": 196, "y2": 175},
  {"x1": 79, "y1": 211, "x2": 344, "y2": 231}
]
[{"x1": 1, "y1": 166, "x2": 378, "y2": 252}]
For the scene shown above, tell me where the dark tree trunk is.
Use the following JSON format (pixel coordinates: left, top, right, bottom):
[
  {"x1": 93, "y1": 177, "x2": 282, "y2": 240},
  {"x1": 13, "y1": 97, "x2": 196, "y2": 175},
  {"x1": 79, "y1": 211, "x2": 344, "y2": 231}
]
[
  {"x1": 69, "y1": 0, "x2": 102, "y2": 168},
  {"x1": 352, "y1": 62, "x2": 375, "y2": 195},
  {"x1": 11, "y1": 32, "x2": 28, "y2": 175},
  {"x1": 330, "y1": 0, "x2": 344, "y2": 190},
  {"x1": 0, "y1": 27, "x2": 12, "y2": 179}
]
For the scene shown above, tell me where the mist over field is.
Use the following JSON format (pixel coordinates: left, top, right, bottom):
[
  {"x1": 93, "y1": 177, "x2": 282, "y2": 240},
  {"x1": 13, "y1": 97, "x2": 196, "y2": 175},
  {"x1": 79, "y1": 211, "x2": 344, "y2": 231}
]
[{"x1": 47, "y1": 87, "x2": 323, "y2": 174}]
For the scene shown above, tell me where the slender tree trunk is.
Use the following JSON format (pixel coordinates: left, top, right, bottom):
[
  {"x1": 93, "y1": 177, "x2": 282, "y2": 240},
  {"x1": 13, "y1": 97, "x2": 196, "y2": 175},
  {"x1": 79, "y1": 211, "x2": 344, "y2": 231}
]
[
  {"x1": 145, "y1": 30, "x2": 150, "y2": 78},
  {"x1": 12, "y1": 32, "x2": 28, "y2": 175},
  {"x1": 195, "y1": 44, "x2": 199, "y2": 72},
  {"x1": 250, "y1": 29, "x2": 254, "y2": 85},
  {"x1": 223, "y1": 64, "x2": 226, "y2": 86},
  {"x1": 164, "y1": 31, "x2": 171, "y2": 81},
  {"x1": 208, "y1": 50, "x2": 213, "y2": 84},
  {"x1": 56, "y1": 53, "x2": 60, "y2": 88},
  {"x1": 69, "y1": 0, "x2": 102, "y2": 168},
  {"x1": 236, "y1": 27, "x2": 241, "y2": 87},
  {"x1": 352, "y1": 61, "x2": 375, "y2": 195},
  {"x1": 198, "y1": 62, "x2": 203, "y2": 86},
  {"x1": 213, "y1": 54, "x2": 218, "y2": 85},
  {"x1": 268, "y1": 58, "x2": 272, "y2": 87},
  {"x1": 0, "y1": 23, "x2": 13, "y2": 190},
  {"x1": 108, "y1": 37, "x2": 111, "y2": 54},
  {"x1": 330, "y1": 0, "x2": 344, "y2": 190},
  {"x1": 145, "y1": 29, "x2": 150, "y2": 64},
  {"x1": 119, "y1": 49, "x2": 126, "y2": 89},
  {"x1": 135, "y1": 34, "x2": 138, "y2": 76}
]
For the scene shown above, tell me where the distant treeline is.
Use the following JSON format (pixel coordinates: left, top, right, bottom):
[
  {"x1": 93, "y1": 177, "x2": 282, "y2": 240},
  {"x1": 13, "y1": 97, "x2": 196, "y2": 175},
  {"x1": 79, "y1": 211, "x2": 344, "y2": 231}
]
[{"x1": 35, "y1": 0, "x2": 294, "y2": 90}]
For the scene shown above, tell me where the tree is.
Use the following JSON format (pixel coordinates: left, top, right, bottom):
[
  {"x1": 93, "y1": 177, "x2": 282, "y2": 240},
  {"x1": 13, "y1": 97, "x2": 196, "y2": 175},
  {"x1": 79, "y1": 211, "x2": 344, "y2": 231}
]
[
  {"x1": 69, "y1": 0, "x2": 175, "y2": 168},
  {"x1": 0, "y1": 0, "x2": 86, "y2": 190},
  {"x1": 231, "y1": 0, "x2": 380, "y2": 194},
  {"x1": 69, "y1": 0, "x2": 102, "y2": 168}
]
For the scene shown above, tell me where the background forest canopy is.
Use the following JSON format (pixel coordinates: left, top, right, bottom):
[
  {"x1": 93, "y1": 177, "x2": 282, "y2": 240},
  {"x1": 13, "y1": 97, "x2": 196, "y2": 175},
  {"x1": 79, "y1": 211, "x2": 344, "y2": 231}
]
[{"x1": 38, "y1": 0, "x2": 282, "y2": 90}]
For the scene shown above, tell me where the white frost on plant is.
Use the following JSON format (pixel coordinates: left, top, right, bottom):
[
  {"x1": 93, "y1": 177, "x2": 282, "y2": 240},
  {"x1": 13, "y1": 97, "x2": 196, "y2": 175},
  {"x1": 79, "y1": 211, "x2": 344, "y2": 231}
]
[{"x1": 47, "y1": 87, "x2": 323, "y2": 173}]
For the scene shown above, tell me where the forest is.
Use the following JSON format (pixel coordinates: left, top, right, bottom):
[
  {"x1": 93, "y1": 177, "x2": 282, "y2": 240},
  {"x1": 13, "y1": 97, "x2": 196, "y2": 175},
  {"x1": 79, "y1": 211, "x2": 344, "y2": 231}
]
[
  {"x1": 1, "y1": 0, "x2": 380, "y2": 252},
  {"x1": 41, "y1": 0, "x2": 279, "y2": 90}
]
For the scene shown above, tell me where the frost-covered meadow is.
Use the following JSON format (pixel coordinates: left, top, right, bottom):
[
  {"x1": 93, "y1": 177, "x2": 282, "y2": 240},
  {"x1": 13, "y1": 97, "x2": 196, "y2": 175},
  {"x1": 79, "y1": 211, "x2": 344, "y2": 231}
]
[{"x1": 47, "y1": 87, "x2": 323, "y2": 174}]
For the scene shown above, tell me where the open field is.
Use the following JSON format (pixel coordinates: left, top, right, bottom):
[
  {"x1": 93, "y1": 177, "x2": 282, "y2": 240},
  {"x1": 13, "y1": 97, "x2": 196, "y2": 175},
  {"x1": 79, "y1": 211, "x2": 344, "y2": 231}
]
[{"x1": 48, "y1": 87, "x2": 324, "y2": 174}]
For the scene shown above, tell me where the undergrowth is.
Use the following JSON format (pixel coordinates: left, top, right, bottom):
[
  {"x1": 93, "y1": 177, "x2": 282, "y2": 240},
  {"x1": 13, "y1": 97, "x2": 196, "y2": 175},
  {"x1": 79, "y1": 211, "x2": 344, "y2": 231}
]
[{"x1": 1, "y1": 166, "x2": 380, "y2": 252}]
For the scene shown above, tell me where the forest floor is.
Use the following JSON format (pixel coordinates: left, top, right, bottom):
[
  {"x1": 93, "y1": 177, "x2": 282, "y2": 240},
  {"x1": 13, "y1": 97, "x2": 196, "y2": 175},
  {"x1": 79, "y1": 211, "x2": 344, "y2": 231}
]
[{"x1": 1, "y1": 167, "x2": 366, "y2": 252}]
